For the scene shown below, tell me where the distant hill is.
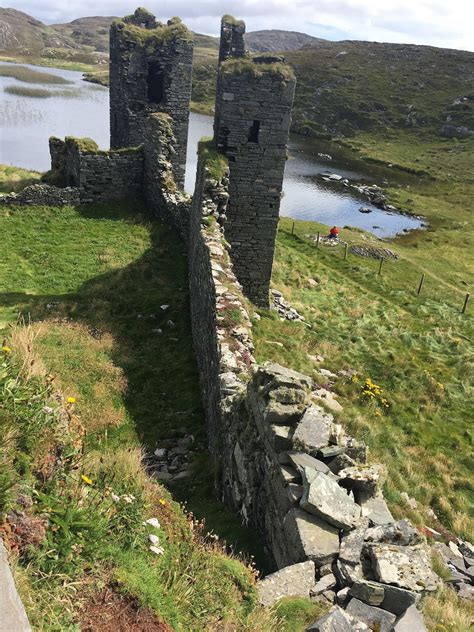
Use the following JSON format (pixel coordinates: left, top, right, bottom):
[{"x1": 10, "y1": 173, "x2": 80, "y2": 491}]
[
  {"x1": 1, "y1": 8, "x2": 472, "y2": 140},
  {"x1": 285, "y1": 40, "x2": 474, "y2": 139},
  {"x1": 245, "y1": 29, "x2": 324, "y2": 52}
]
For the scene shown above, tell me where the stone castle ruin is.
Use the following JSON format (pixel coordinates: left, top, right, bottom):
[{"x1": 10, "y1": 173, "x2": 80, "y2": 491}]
[{"x1": 2, "y1": 9, "x2": 448, "y2": 628}]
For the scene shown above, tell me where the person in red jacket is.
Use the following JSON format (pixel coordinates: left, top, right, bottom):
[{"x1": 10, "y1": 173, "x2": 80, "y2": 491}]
[{"x1": 328, "y1": 226, "x2": 340, "y2": 239}]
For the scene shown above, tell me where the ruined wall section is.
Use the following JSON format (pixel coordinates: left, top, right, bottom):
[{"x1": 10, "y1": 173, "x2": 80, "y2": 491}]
[
  {"x1": 188, "y1": 145, "x2": 255, "y2": 450},
  {"x1": 188, "y1": 145, "x2": 437, "y2": 626},
  {"x1": 109, "y1": 9, "x2": 193, "y2": 189},
  {"x1": 214, "y1": 60, "x2": 296, "y2": 306},
  {"x1": 218, "y1": 15, "x2": 246, "y2": 64},
  {"x1": 49, "y1": 137, "x2": 144, "y2": 203},
  {"x1": 141, "y1": 113, "x2": 191, "y2": 239}
]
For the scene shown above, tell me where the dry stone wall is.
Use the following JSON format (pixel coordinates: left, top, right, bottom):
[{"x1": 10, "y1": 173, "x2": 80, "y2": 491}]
[
  {"x1": 48, "y1": 137, "x2": 144, "y2": 203},
  {"x1": 188, "y1": 146, "x2": 436, "y2": 630}
]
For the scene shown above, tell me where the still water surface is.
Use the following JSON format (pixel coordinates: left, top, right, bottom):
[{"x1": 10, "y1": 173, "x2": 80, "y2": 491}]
[{"x1": 1, "y1": 63, "x2": 422, "y2": 237}]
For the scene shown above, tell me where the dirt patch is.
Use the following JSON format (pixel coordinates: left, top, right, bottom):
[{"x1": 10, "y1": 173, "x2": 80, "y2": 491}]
[{"x1": 79, "y1": 585, "x2": 173, "y2": 631}]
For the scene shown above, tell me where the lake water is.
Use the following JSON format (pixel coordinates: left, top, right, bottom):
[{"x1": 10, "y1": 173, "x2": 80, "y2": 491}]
[{"x1": 0, "y1": 63, "x2": 422, "y2": 237}]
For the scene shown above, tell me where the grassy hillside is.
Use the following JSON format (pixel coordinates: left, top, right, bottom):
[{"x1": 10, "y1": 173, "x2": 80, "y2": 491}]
[
  {"x1": 0, "y1": 194, "x2": 329, "y2": 630},
  {"x1": 286, "y1": 41, "x2": 474, "y2": 139}
]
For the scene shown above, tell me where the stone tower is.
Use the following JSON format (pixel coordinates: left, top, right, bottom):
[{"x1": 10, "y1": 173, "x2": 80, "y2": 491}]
[
  {"x1": 109, "y1": 7, "x2": 193, "y2": 189},
  {"x1": 214, "y1": 19, "x2": 296, "y2": 306},
  {"x1": 218, "y1": 15, "x2": 246, "y2": 64}
]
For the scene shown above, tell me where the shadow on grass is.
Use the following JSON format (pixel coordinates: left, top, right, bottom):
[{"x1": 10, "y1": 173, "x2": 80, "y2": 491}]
[{"x1": 0, "y1": 202, "x2": 270, "y2": 570}]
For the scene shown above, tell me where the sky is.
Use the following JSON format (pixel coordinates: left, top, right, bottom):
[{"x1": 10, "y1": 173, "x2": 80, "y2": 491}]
[{"x1": 8, "y1": 0, "x2": 474, "y2": 51}]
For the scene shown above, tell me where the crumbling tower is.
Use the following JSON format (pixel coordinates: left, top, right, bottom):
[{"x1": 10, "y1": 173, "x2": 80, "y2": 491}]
[
  {"x1": 213, "y1": 16, "x2": 296, "y2": 307},
  {"x1": 218, "y1": 15, "x2": 246, "y2": 63},
  {"x1": 109, "y1": 7, "x2": 193, "y2": 188}
]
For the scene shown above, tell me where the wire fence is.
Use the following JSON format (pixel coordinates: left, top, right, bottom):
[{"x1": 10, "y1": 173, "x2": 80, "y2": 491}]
[{"x1": 279, "y1": 220, "x2": 471, "y2": 316}]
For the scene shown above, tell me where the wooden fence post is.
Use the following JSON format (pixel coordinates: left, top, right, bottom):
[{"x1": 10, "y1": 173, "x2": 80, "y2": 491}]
[
  {"x1": 462, "y1": 293, "x2": 470, "y2": 314},
  {"x1": 378, "y1": 257, "x2": 384, "y2": 275},
  {"x1": 417, "y1": 273, "x2": 425, "y2": 295},
  {"x1": 291, "y1": 221, "x2": 295, "y2": 235},
  {"x1": 344, "y1": 243, "x2": 348, "y2": 260},
  {"x1": 316, "y1": 231, "x2": 320, "y2": 248}
]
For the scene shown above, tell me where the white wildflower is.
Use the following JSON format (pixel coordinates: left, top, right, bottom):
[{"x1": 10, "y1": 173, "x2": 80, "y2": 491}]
[
  {"x1": 148, "y1": 534, "x2": 160, "y2": 545},
  {"x1": 122, "y1": 494, "x2": 135, "y2": 504},
  {"x1": 149, "y1": 545, "x2": 164, "y2": 555},
  {"x1": 42, "y1": 406, "x2": 54, "y2": 414},
  {"x1": 144, "y1": 517, "x2": 161, "y2": 528},
  {"x1": 111, "y1": 493, "x2": 120, "y2": 502}
]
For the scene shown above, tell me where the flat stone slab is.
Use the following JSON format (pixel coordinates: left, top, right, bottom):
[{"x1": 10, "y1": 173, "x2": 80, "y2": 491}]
[
  {"x1": 292, "y1": 405, "x2": 332, "y2": 453},
  {"x1": 371, "y1": 544, "x2": 439, "y2": 592},
  {"x1": 300, "y1": 470, "x2": 361, "y2": 530},
  {"x1": 393, "y1": 604, "x2": 427, "y2": 631},
  {"x1": 360, "y1": 495, "x2": 394, "y2": 525},
  {"x1": 311, "y1": 573, "x2": 337, "y2": 595},
  {"x1": 306, "y1": 606, "x2": 356, "y2": 632},
  {"x1": 288, "y1": 451, "x2": 331, "y2": 475},
  {"x1": 284, "y1": 508, "x2": 340, "y2": 566},
  {"x1": 349, "y1": 579, "x2": 420, "y2": 615},
  {"x1": 257, "y1": 561, "x2": 316, "y2": 607},
  {"x1": 346, "y1": 598, "x2": 396, "y2": 632},
  {"x1": 0, "y1": 539, "x2": 31, "y2": 632}
]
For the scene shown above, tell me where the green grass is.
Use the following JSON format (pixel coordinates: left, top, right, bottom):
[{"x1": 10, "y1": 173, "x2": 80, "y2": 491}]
[
  {"x1": 0, "y1": 164, "x2": 40, "y2": 193},
  {"x1": 0, "y1": 200, "x2": 322, "y2": 630},
  {"x1": 253, "y1": 214, "x2": 473, "y2": 539},
  {"x1": 0, "y1": 63, "x2": 72, "y2": 84},
  {"x1": 4, "y1": 85, "x2": 80, "y2": 98}
]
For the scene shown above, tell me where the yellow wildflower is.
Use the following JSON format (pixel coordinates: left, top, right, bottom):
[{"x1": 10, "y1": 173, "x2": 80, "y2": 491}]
[
  {"x1": 67, "y1": 396, "x2": 76, "y2": 404},
  {"x1": 2, "y1": 346, "x2": 11, "y2": 354},
  {"x1": 81, "y1": 474, "x2": 93, "y2": 485},
  {"x1": 159, "y1": 498, "x2": 167, "y2": 506}
]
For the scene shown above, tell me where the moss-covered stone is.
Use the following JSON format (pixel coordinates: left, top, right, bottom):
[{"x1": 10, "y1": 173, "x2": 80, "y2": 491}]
[
  {"x1": 115, "y1": 17, "x2": 193, "y2": 46},
  {"x1": 221, "y1": 14, "x2": 245, "y2": 29},
  {"x1": 198, "y1": 138, "x2": 229, "y2": 181},
  {"x1": 221, "y1": 58, "x2": 295, "y2": 82}
]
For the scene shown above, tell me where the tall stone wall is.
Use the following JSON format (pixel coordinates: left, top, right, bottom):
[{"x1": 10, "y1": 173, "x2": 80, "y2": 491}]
[
  {"x1": 187, "y1": 146, "x2": 437, "y2": 628},
  {"x1": 214, "y1": 59, "x2": 296, "y2": 306},
  {"x1": 109, "y1": 8, "x2": 193, "y2": 189}
]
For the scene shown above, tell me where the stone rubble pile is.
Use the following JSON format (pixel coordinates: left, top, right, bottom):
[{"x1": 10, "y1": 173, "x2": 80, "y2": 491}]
[
  {"x1": 349, "y1": 245, "x2": 399, "y2": 261},
  {"x1": 144, "y1": 434, "x2": 198, "y2": 483},
  {"x1": 270, "y1": 289, "x2": 305, "y2": 322},
  {"x1": 1, "y1": 184, "x2": 81, "y2": 206},
  {"x1": 247, "y1": 364, "x2": 439, "y2": 630},
  {"x1": 433, "y1": 540, "x2": 474, "y2": 601}
]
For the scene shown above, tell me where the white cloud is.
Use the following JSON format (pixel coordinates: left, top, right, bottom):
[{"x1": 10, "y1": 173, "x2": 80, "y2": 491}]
[{"x1": 8, "y1": 0, "x2": 474, "y2": 50}]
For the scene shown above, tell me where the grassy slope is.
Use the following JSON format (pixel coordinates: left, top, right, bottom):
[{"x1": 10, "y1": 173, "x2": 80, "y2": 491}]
[{"x1": 0, "y1": 197, "x2": 326, "y2": 630}]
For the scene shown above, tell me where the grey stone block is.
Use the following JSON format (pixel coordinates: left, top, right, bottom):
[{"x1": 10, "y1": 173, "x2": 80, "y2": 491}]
[
  {"x1": 257, "y1": 560, "x2": 316, "y2": 607},
  {"x1": 283, "y1": 508, "x2": 340, "y2": 566},
  {"x1": 346, "y1": 598, "x2": 396, "y2": 632},
  {"x1": 300, "y1": 470, "x2": 361, "y2": 530},
  {"x1": 392, "y1": 604, "x2": 427, "y2": 631},
  {"x1": 292, "y1": 405, "x2": 332, "y2": 453}
]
